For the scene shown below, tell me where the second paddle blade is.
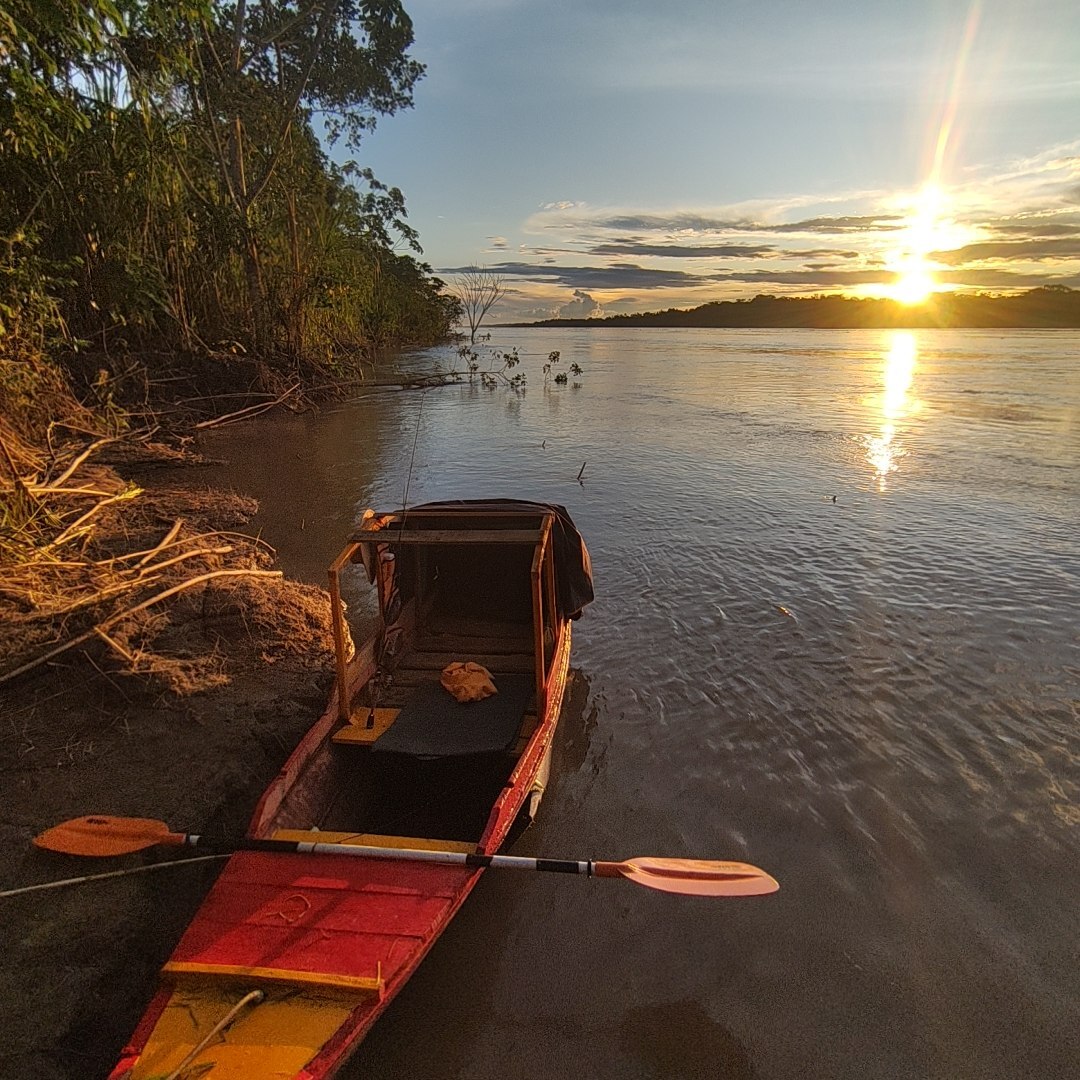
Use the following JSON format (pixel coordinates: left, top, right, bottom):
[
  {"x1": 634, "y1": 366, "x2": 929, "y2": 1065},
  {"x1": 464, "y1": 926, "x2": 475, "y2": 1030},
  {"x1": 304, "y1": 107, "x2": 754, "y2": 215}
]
[
  {"x1": 621, "y1": 857, "x2": 779, "y2": 897},
  {"x1": 34, "y1": 815, "x2": 174, "y2": 857}
]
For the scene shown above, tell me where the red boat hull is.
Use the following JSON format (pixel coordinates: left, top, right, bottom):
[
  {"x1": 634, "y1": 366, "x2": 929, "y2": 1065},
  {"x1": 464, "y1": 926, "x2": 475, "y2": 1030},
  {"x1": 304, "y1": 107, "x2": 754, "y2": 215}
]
[{"x1": 109, "y1": 622, "x2": 571, "y2": 1079}]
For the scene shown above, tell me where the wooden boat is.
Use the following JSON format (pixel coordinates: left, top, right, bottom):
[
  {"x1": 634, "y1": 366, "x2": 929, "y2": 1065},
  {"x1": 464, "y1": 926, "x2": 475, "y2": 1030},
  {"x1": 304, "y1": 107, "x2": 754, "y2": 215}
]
[{"x1": 107, "y1": 500, "x2": 593, "y2": 1080}]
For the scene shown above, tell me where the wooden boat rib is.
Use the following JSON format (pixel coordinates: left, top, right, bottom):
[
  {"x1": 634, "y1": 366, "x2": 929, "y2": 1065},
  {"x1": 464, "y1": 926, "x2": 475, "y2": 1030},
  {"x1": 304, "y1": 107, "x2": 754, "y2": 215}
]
[{"x1": 108, "y1": 500, "x2": 592, "y2": 1080}]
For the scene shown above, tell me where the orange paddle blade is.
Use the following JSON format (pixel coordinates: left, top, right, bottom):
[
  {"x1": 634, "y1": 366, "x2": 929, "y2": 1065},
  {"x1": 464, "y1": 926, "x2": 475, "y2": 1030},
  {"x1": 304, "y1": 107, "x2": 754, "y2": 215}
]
[
  {"x1": 618, "y1": 858, "x2": 779, "y2": 897},
  {"x1": 33, "y1": 815, "x2": 178, "y2": 857}
]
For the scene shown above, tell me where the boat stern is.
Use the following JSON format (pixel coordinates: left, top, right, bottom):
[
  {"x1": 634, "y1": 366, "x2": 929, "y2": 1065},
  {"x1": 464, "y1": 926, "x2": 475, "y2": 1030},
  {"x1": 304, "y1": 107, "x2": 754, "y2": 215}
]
[{"x1": 112, "y1": 978, "x2": 378, "y2": 1080}]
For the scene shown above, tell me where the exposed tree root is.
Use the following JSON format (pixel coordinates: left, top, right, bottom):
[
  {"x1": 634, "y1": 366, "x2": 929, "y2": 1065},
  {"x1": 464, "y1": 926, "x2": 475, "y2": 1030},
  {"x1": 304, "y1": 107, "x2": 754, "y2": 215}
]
[{"x1": 0, "y1": 428, "x2": 291, "y2": 694}]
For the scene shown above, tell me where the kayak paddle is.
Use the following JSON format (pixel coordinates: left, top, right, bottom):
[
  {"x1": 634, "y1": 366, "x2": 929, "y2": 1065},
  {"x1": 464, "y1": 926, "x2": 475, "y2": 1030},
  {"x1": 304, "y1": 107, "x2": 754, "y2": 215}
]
[{"x1": 32, "y1": 815, "x2": 779, "y2": 898}]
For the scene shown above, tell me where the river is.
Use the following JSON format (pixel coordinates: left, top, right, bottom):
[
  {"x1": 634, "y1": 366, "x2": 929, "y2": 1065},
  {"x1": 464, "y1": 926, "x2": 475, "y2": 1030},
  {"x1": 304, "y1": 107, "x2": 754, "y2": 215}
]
[{"x1": 195, "y1": 327, "x2": 1079, "y2": 1080}]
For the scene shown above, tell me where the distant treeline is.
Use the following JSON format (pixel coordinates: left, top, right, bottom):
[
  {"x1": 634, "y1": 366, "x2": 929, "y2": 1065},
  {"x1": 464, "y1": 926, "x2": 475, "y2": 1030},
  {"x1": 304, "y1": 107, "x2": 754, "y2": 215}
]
[
  {"x1": 526, "y1": 287, "x2": 1080, "y2": 330},
  {"x1": 1, "y1": 0, "x2": 458, "y2": 426}
]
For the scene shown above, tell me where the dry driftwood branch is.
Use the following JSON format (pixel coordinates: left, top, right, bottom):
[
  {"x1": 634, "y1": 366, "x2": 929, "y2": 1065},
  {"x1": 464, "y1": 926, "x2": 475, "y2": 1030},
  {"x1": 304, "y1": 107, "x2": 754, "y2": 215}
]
[
  {"x1": 24, "y1": 486, "x2": 119, "y2": 498},
  {"x1": 96, "y1": 528, "x2": 275, "y2": 567},
  {"x1": 3, "y1": 545, "x2": 231, "y2": 620},
  {"x1": 94, "y1": 627, "x2": 135, "y2": 663},
  {"x1": 195, "y1": 384, "x2": 299, "y2": 429},
  {"x1": 50, "y1": 437, "x2": 116, "y2": 489},
  {"x1": 177, "y1": 390, "x2": 282, "y2": 405},
  {"x1": 135, "y1": 545, "x2": 233, "y2": 577},
  {"x1": 0, "y1": 568, "x2": 283, "y2": 686},
  {"x1": 19, "y1": 578, "x2": 160, "y2": 620},
  {"x1": 137, "y1": 519, "x2": 184, "y2": 566},
  {"x1": 40, "y1": 488, "x2": 142, "y2": 554}
]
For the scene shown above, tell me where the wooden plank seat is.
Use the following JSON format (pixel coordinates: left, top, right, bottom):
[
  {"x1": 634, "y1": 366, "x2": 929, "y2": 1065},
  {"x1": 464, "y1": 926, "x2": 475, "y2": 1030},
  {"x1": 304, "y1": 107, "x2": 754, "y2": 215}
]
[
  {"x1": 415, "y1": 632, "x2": 533, "y2": 655},
  {"x1": 269, "y1": 829, "x2": 477, "y2": 853},
  {"x1": 355, "y1": 528, "x2": 542, "y2": 545},
  {"x1": 162, "y1": 960, "x2": 385, "y2": 999},
  {"x1": 418, "y1": 617, "x2": 532, "y2": 646},
  {"x1": 398, "y1": 651, "x2": 534, "y2": 673}
]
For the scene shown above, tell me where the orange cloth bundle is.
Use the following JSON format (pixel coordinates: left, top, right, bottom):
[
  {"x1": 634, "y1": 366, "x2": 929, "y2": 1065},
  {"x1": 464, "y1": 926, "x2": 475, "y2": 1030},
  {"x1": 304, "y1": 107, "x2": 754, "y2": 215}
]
[{"x1": 441, "y1": 662, "x2": 498, "y2": 703}]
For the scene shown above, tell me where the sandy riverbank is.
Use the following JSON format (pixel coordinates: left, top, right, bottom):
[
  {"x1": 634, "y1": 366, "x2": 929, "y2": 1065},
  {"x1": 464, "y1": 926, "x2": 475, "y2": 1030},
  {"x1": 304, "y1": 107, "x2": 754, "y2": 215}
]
[{"x1": 0, "y1": 447, "x2": 341, "y2": 1078}]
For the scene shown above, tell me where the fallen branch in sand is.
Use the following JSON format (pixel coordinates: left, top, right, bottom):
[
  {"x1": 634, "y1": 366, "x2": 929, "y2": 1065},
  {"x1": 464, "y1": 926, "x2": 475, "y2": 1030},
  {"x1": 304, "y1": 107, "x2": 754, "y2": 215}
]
[
  {"x1": 94, "y1": 627, "x2": 135, "y2": 663},
  {"x1": 51, "y1": 437, "x2": 117, "y2": 489},
  {"x1": 39, "y1": 488, "x2": 142, "y2": 554},
  {"x1": 195, "y1": 385, "x2": 300, "y2": 429},
  {"x1": 97, "y1": 527, "x2": 275, "y2": 566},
  {"x1": 2, "y1": 429, "x2": 289, "y2": 692},
  {"x1": 138, "y1": 519, "x2": 184, "y2": 565},
  {"x1": 133, "y1": 544, "x2": 234, "y2": 578},
  {"x1": 22, "y1": 485, "x2": 119, "y2": 498}
]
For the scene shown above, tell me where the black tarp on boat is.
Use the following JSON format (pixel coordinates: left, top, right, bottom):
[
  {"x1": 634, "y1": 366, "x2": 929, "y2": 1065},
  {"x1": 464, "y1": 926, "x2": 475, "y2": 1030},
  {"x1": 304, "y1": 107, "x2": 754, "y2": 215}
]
[{"x1": 353, "y1": 499, "x2": 594, "y2": 620}]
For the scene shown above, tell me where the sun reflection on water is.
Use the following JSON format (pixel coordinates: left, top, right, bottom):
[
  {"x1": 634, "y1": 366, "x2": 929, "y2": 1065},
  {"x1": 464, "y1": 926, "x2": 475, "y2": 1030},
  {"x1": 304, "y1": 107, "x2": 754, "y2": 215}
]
[{"x1": 866, "y1": 332, "x2": 917, "y2": 490}]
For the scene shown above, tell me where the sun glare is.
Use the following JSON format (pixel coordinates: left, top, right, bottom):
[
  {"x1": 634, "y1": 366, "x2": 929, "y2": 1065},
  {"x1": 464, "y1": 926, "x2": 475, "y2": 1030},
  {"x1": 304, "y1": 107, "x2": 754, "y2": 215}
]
[
  {"x1": 891, "y1": 264, "x2": 936, "y2": 306},
  {"x1": 882, "y1": 184, "x2": 961, "y2": 305}
]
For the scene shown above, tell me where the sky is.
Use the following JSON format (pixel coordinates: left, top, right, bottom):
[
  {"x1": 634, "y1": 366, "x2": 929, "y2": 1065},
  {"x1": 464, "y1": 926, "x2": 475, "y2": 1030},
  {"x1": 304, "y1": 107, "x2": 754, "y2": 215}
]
[{"x1": 356, "y1": 0, "x2": 1080, "y2": 320}]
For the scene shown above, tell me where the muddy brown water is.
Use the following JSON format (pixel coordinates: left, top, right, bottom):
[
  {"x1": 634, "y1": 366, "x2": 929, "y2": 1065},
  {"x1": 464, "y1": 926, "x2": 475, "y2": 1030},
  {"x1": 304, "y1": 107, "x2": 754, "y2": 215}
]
[{"x1": 172, "y1": 328, "x2": 1077, "y2": 1079}]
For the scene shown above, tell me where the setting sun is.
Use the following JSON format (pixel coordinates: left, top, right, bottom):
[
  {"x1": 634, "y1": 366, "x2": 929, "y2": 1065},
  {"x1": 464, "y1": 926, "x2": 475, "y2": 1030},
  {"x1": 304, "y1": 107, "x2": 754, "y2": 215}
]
[
  {"x1": 882, "y1": 184, "x2": 954, "y2": 304},
  {"x1": 890, "y1": 262, "x2": 937, "y2": 305}
]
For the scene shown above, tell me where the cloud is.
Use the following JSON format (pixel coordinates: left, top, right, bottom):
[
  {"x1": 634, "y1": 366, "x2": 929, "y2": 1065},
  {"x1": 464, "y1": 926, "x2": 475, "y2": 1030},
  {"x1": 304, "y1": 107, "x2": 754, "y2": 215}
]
[
  {"x1": 991, "y1": 220, "x2": 1080, "y2": 239},
  {"x1": 794, "y1": 249, "x2": 863, "y2": 260},
  {"x1": 931, "y1": 238, "x2": 1080, "y2": 264},
  {"x1": 936, "y1": 268, "x2": 1080, "y2": 288},
  {"x1": 556, "y1": 290, "x2": 604, "y2": 319},
  {"x1": 549, "y1": 211, "x2": 903, "y2": 235},
  {"x1": 589, "y1": 241, "x2": 778, "y2": 258},
  {"x1": 713, "y1": 269, "x2": 893, "y2": 286},
  {"x1": 588, "y1": 240, "x2": 864, "y2": 260},
  {"x1": 441, "y1": 261, "x2": 711, "y2": 290},
  {"x1": 706, "y1": 266, "x2": 1080, "y2": 289},
  {"x1": 772, "y1": 215, "x2": 905, "y2": 234},
  {"x1": 487, "y1": 235, "x2": 508, "y2": 249}
]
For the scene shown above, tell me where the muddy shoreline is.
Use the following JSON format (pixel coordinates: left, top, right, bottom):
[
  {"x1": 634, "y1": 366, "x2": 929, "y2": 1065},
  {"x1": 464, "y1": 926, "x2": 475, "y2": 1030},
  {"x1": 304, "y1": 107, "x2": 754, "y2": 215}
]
[{"x1": 0, "y1": 449, "x2": 341, "y2": 1078}]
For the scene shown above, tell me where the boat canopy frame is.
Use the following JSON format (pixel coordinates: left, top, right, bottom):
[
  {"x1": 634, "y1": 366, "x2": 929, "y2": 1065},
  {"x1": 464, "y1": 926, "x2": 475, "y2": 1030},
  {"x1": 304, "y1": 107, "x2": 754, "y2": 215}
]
[{"x1": 327, "y1": 504, "x2": 569, "y2": 732}]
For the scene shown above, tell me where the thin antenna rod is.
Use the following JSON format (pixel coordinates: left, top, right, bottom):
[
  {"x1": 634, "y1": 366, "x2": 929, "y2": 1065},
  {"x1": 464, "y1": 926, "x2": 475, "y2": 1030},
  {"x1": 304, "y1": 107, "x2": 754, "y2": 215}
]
[{"x1": 399, "y1": 390, "x2": 426, "y2": 535}]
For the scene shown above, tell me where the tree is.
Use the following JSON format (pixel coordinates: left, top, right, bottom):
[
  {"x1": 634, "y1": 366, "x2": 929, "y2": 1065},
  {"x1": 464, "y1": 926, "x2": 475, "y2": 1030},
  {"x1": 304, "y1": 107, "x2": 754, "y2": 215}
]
[
  {"x1": 0, "y1": 0, "x2": 125, "y2": 341},
  {"x1": 122, "y1": 0, "x2": 425, "y2": 347},
  {"x1": 0, "y1": 0, "x2": 460, "y2": 377},
  {"x1": 455, "y1": 265, "x2": 503, "y2": 342}
]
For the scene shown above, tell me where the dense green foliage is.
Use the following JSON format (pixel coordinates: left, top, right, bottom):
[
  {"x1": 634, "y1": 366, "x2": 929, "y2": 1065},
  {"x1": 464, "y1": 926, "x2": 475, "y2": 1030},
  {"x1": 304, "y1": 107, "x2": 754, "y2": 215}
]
[
  {"x1": 0, "y1": 0, "x2": 457, "y2": 398},
  {"x1": 531, "y1": 287, "x2": 1080, "y2": 330}
]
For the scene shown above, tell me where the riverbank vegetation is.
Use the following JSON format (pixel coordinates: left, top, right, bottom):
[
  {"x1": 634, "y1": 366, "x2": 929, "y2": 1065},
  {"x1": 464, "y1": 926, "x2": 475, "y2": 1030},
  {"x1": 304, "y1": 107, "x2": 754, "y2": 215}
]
[
  {"x1": 0, "y1": 8, "x2": 542, "y2": 1074},
  {"x1": 2, "y1": 0, "x2": 458, "y2": 453}
]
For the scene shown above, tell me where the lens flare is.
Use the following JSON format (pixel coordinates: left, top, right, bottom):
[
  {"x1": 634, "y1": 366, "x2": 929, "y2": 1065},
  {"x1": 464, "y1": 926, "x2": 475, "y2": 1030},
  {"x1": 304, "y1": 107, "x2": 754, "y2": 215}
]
[{"x1": 881, "y1": 5, "x2": 983, "y2": 305}]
